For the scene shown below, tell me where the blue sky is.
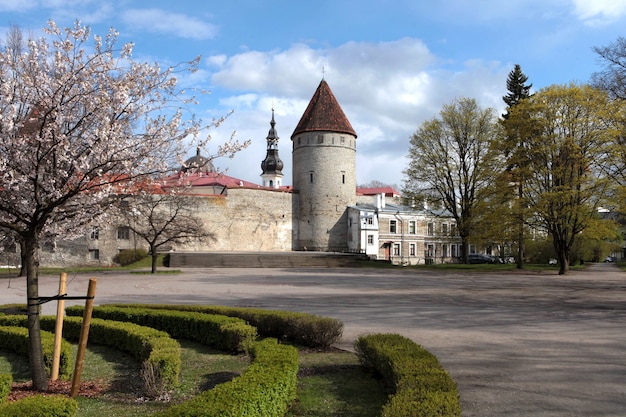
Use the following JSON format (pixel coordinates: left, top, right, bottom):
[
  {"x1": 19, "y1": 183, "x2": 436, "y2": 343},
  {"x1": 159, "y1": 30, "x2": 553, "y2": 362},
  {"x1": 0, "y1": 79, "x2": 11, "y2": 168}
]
[{"x1": 2, "y1": 0, "x2": 626, "y2": 188}]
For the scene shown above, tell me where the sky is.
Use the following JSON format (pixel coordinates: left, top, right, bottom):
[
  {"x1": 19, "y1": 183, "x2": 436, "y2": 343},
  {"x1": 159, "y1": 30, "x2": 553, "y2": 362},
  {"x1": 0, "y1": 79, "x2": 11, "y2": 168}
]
[{"x1": 1, "y1": 0, "x2": 626, "y2": 189}]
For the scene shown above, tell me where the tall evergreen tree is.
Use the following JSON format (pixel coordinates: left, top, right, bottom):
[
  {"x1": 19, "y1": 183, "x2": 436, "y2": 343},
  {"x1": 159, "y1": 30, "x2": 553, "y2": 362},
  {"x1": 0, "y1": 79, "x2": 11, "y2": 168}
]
[
  {"x1": 503, "y1": 64, "x2": 532, "y2": 117},
  {"x1": 501, "y1": 64, "x2": 532, "y2": 268}
]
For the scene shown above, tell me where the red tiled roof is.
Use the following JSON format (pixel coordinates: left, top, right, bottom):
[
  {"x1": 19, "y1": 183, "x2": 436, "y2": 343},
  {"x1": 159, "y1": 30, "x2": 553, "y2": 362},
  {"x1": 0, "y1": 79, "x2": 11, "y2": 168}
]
[
  {"x1": 164, "y1": 171, "x2": 260, "y2": 189},
  {"x1": 357, "y1": 187, "x2": 401, "y2": 197},
  {"x1": 291, "y1": 80, "x2": 357, "y2": 138}
]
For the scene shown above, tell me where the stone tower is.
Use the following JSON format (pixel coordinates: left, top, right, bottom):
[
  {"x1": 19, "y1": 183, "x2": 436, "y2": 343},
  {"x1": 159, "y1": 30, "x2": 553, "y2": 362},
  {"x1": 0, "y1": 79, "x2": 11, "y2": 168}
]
[
  {"x1": 291, "y1": 79, "x2": 357, "y2": 251},
  {"x1": 260, "y1": 108, "x2": 284, "y2": 188}
]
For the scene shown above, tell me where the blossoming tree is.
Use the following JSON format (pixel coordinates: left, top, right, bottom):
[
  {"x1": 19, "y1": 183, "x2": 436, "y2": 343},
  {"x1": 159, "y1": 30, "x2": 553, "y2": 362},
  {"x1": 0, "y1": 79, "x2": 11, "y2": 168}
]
[{"x1": 0, "y1": 21, "x2": 243, "y2": 390}]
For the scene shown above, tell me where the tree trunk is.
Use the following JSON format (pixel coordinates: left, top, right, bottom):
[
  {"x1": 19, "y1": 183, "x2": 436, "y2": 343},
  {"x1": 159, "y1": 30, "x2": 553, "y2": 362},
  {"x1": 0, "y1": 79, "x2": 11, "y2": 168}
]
[
  {"x1": 151, "y1": 251, "x2": 158, "y2": 274},
  {"x1": 516, "y1": 182, "x2": 524, "y2": 270},
  {"x1": 553, "y1": 235, "x2": 570, "y2": 275},
  {"x1": 23, "y1": 235, "x2": 48, "y2": 391}
]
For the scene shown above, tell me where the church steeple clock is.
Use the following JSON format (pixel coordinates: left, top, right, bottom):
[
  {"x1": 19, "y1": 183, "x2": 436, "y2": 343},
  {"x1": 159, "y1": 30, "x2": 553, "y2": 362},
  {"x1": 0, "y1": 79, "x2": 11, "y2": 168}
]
[{"x1": 260, "y1": 108, "x2": 284, "y2": 188}]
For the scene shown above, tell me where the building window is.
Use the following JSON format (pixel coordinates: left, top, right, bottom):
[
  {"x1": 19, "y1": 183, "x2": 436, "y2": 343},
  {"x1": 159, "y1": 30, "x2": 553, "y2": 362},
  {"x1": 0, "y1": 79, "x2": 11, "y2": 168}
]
[
  {"x1": 393, "y1": 243, "x2": 401, "y2": 256},
  {"x1": 309, "y1": 172, "x2": 314, "y2": 183},
  {"x1": 442, "y1": 223, "x2": 448, "y2": 236},
  {"x1": 90, "y1": 226, "x2": 99, "y2": 240},
  {"x1": 88, "y1": 249, "x2": 100, "y2": 260},
  {"x1": 426, "y1": 244, "x2": 434, "y2": 257},
  {"x1": 442, "y1": 244, "x2": 448, "y2": 258},
  {"x1": 367, "y1": 234, "x2": 374, "y2": 245},
  {"x1": 340, "y1": 136, "x2": 345, "y2": 144},
  {"x1": 451, "y1": 244, "x2": 457, "y2": 258},
  {"x1": 409, "y1": 221, "x2": 416, "y2": 234},
  {"x1": 389, "y1": 219, "x2": 398, "y2": 233},
  {"x1": 317, "y1": 135, "x2": 324, "y2": 144},
  {"x1": 427, "y1": 222, "x2": 434, "y2": 236},
  {"x1": 117, "y1": 226, "x2": 130, "y2": 240},
  {"x1": 367, "y1": 217, "x2": 374, "y2": 225},
  {"x1": 451, "y1": 223, "x2": 457, "y2": 236},
  {"x1": 342, "y1": 172, "x2": 345, "y2": 184},
  {"x1": 409, "y1": 243, "x2": 416, "y2": 257}
]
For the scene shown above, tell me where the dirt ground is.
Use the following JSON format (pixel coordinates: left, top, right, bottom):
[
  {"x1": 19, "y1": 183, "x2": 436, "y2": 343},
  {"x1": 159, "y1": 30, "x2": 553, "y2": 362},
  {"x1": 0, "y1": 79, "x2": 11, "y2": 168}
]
[{"x1": 1, "y1": 262, "x2": 625, "y2": 416}]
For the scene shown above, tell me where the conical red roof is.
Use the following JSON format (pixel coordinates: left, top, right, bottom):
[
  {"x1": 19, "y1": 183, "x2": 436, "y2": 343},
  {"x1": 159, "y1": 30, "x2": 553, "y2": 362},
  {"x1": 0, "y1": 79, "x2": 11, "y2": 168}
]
[{"x1": 291, "y1": 80, "x2": 357, "y2": 139}]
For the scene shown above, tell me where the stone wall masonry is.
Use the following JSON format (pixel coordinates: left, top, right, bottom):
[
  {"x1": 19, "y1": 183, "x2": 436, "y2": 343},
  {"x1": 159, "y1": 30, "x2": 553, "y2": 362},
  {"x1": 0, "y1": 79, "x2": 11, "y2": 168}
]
[{"x1": 172, "y1": 188, "x2": 295, "y2": 252}]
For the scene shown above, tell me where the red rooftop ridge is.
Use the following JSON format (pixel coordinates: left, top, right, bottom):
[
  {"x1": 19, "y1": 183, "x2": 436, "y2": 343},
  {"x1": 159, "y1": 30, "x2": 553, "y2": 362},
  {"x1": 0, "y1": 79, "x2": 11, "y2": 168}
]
[{"x1": 291, "y1": 79, "x2": 357, "y2": 138}]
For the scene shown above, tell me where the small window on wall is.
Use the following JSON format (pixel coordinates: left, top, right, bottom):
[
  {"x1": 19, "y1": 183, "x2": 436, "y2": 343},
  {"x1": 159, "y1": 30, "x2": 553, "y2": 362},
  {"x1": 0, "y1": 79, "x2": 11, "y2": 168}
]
[
  {"x1": 367, "y1": 217, "x2": 374, "y2": 225},
  {"x1": 342, "y1": 172, "x2": 345, "y2": 184},
  {"x1": 409, "y1": 221, "x2": 416, "y2": 234},
  {"x1": 389, "y1": 219, "x2": 398, "y2": 233},
  {"x1": 409, "y1": 243, "x2": 416, "y2": 256},
  {"x1": 427, "y1": 222, "x2": 434, "y2": 236},
  {"x1": 393, "y1": 243, "x2": 401, "y2": 256},
  {"x1": 309, "y1": 172, "x2": 314, "y2": 183},
  {"x1": 117, "y1": 226, "x2": 130, "y2": 240},
  {"x1": 442, "y1": 223, "x2": 448, "y2": 236},
  {"x1": 367, "y1": 234, "x2": 374, "y2": 245},
  {"x1": 90, "y1": 226, "x2": 99, "y2": 240},
  {"x1": 88, "y1": 249, "x2": 100, "y2": 260},
  {"x1": 442, "y1": 244, "x2": 448, "y2": 258}
]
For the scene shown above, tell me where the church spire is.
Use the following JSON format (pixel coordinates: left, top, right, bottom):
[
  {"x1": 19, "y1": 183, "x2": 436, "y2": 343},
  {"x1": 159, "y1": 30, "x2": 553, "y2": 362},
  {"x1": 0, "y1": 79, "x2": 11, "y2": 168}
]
[{"x1": 260, "y1": 108, "x2": 284, "y2": 188}]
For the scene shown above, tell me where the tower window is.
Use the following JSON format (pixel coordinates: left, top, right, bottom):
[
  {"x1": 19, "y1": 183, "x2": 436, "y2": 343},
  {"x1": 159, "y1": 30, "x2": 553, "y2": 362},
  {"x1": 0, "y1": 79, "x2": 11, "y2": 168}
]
[
  {"x1": 309, "y1": 172, "x2": 314, "y2": 183},
  {"x1": 342, "y1": 173, "x2": 345, "y2": 184},
  {"x1": 317, "y1": 135, "x2": 323, "y2": 144},
  {"x1": 340, "y1": 136, "x2": 345, "y2": 144}
]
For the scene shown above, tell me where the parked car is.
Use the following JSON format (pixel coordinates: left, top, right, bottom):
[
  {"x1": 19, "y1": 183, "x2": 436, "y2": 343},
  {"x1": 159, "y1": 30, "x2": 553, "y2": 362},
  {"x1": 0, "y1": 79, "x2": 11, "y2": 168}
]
[
  {"x1": 548, "y1": 258, "x2": 557, "y2": 265},
  {"x1": 468, "y1": 253, "x2": 497, "y2": 264}
]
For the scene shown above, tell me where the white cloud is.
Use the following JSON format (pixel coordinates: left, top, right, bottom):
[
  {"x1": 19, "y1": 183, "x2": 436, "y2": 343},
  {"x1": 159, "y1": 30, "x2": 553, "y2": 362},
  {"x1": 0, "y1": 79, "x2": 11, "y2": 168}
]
[
  {"x1": 122, "y1": 8, "x2": 217, "y2": 40},
  {"x1": 204, "y1": 39, "x2": 510, "y2": 187},
  {"x1": 571, "y1": 0, "x2": 626, "y2": 25}
]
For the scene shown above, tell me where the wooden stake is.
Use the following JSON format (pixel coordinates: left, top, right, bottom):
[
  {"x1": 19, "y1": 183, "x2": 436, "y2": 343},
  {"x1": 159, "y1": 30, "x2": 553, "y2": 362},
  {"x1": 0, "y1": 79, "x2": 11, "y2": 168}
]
[
  {"x1": 70, "y1": 278, "x2": 96, "y2": 398},
  {"x1": 51, "y1": 272, "x2": 67, "y2": 381}
]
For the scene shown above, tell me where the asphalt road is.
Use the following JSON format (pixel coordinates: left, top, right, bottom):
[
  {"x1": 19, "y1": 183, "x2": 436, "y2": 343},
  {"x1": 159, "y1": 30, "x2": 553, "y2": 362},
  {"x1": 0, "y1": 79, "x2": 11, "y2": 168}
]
[{"x1": 1, "y1": 263, "x2": 625, "y2": 416}]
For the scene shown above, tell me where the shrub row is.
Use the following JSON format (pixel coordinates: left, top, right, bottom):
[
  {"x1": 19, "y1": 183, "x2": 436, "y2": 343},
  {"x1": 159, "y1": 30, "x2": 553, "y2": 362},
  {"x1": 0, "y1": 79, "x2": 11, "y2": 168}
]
[
  {"x1": 0, "y1": 325, "x2": 73, "y2": 380},
  {"x1": 0, "y1": 315, "x2": 181, "y2": 391},
  {"x1": 0, "y1": 394, "x2": 78, "y2": 417},
  {"x1": 104, "y1": 303, "x2": 343, "y2": 349},
  {"x1": 354, "y1": 333, "x2": 461, "y2": 417},
  {"x1": 155, "y1": 338, "x2": 298, "y2": 417},
  {"x1": 0, "y1": 374, "x2": 10, "y2": 404},
  {"x1": 113, "y1": 248, "x2": 148, "y2": 266},
  {"x1": 65, "y1": 305, "x2": 256, "y2": 353}
]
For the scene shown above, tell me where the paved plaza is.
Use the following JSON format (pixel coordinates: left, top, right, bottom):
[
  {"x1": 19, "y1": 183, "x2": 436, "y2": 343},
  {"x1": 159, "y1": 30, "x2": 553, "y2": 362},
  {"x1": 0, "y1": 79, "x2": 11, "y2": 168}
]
[{"x1": 1, "y1": 263, "x2": 625, "y2": 416}]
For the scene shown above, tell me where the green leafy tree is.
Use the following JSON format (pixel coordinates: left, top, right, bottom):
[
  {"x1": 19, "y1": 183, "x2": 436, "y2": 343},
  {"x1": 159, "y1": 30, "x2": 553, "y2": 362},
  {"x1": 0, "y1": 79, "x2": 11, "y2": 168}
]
[
  {"x1": 500, "y1": 64, "x2": 533, "y2": 268},
  {"x1": 403, "y1": 98, "x2": 503, "y2": 262},
  {"x1": 505, "y1": 84, "x2": 619, "y2": 274}
]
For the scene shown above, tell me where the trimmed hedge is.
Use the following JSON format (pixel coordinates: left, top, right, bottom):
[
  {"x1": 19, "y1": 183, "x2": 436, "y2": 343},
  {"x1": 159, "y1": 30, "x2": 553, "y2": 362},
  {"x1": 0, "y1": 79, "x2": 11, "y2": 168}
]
[
  {"x1": 0, "y1": 325, "x2": 73, "y2": 380},
  {"x1": 354, "y1": 333, "x2": 461, "y2": 417},
  {"x1": 0, "y1": 315, "x2": 181, "y2": 391},
  {"x1": 113, "y1": 249, "x2": 148, "y2": 266},
  {"x1": 0, "y1": 394, "x2": 78, "y2": 417},
  {"x1": 104, "y1": 303, "x2": 343, "y2": 349},
  {"x1": 155, "y1": 338, "x2": 298, "y2": 417},
  {"x1": 0, "y1": 374, "x2": 11, "y2": 404},
  {"x1": 65, "y1": 305, "x2": 256, "y2": 353}
]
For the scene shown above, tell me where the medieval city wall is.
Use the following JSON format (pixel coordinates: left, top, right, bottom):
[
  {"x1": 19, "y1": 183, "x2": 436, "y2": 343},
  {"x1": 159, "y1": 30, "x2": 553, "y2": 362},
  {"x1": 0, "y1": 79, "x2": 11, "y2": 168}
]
[{"x1": 173, "y1": 187, "x2": 295, "y2": 252}]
